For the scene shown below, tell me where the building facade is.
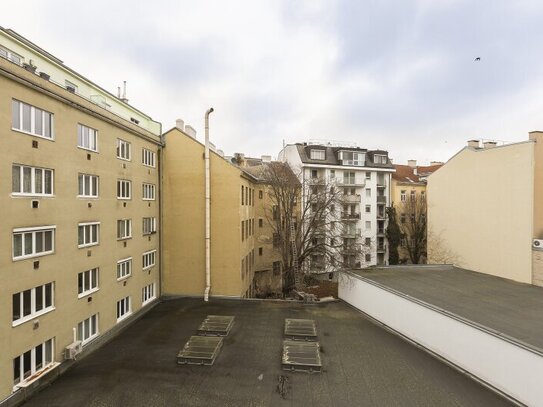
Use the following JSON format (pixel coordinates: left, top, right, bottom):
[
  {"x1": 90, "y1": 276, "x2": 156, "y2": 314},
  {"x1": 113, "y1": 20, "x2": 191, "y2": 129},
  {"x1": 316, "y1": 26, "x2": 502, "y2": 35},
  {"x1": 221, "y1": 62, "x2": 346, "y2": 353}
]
[
  {"x1": 162, "y1": 126, "x2": 258, "y2": 299},
  {"x1": 390, "y1": 160, "x2": 442, "y2": 263},
  {"x1": 279, "y1": 142, "x2": 394, "y2": 273},
  {"x1": 428, "y1": 135, "x2": 543, "y2": 287},
  {"x1": 0, "y1": 28, "x2": 161, "y2": 402}
]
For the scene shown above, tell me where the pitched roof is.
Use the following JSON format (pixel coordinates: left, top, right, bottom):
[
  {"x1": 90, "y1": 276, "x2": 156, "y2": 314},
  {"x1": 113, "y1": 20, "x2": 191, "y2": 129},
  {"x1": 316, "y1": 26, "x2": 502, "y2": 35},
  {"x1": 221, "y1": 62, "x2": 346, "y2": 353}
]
[
  {"x1": 294, "y1": 143, "x2": 394, "y2": 169},
  {"x1": 392, "y1": 164, "x2": 442, "y2": 184}
]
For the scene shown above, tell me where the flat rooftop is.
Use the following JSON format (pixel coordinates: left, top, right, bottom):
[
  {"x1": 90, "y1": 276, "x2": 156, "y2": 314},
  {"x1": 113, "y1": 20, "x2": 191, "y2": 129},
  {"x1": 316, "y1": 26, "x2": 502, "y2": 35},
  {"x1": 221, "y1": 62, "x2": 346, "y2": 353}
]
[
  {"x1": 353, "y1": 265, "x2": 543, "y2": 352},
  {"x1": 21, "y1": 298, "x2": 510, "y2": 406}
]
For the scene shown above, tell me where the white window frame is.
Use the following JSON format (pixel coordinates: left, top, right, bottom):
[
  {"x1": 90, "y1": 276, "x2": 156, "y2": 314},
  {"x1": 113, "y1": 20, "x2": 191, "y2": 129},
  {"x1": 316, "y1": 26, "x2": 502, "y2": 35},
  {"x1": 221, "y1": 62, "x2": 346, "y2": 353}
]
[
  {"x1": 142, "y1": 283, "x2": 156, "y2": 306},
  {"x1": 142, "y1": 183, "x2": 156, "y2": 201},
  {"x1": 78, "y1": 222, "x2": 100, "y2": 248},
  {"x1": 77, "y1": 174, "x2": 99, "y2": 198},
  {"x1": 117, "y1": 257, "x2": 132, "y2": 281},
  {"x1": 117, "y1": 219, "x2": 132, "y2": 240},
  {"x1": 142, "y1": 217, "x2": 157, "y2": 235},
  {"x1": 12, "y1": 283, "x2": 55, "y2": 326},
  {"x1": 77, "y1": 124, "x2": 98, "y2": 152},
  {"x1": 401, "y1": 190, "x2": 407, "y2": 202},
  {"x1": 142, "y1": 148, "x2": 156, "y2": 168},
  {"x1": 310, "y1": 149, "x2": 325, "y2": 160},
  {"x1": 116, "y1": 139, "x2": 131, "y2": 161},
  {"x1": 12, "y1": 99, "x2": 54, "y2": 140},
  {"x1": 12, "y1": 164, "x2": 54, "y2": 197},
  {"x1": 117, "y1": 179, "x2": 131, "y2": 200},
  {"x1": 142, "y1": 250, "x2": 156, "y2": 270},
  {"x1": 374, "y1": 154, "x2": 387, "y2": 164},
  {"x1": 13, "y1": 338, "x2": 56, "y2": 389},
  {"x1": 78, "y1": 268, "x2": 99, "y2": 298},
  {"x1": 12, "y1": 226, "x2": 56, "y2": 260},
  {"x1": 116, "y1": 296, "x2": 131, "y2": 322},
  {"x1": 0, "y1": 45, "x2": 23, "y2": 64},
  {"x1": 77, "y1": 314, "x2": 99, "y2": 345}
]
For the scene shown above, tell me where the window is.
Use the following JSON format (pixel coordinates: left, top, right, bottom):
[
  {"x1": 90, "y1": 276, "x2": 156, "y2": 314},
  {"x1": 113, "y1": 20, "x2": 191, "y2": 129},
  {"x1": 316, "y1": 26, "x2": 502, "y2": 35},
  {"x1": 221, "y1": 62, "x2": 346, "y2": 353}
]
[
  {"x1": 373, "y1": 154, "x2": 388, "y2": 164},
  {"x1": 142, "y1": 148, "x2": 156, "y2": 167},
  {"x1": 78, "y1": 268, "x2": 99, "y2": 297},
  {"x1": 78, "y1": 222, "x2": 99, "y2": 247},
  {"x1": 259, "y1": 247, "x2": 263, "y2": 256},
  {"x1": 78, "y1": 174, "x2": 99, "y2": 198},
  {"x1": 117, "y1": 219, "x2": 132, "y2": 240},
  {"x1": 410, "y1": 190, "x2": 416, "y2": 201},
  {"x1": 365, "y1": 253, "x2": 371, "y2": 262},
  {"x1": 65, "y1": 80, "x2": 78, "y2": 93},
  {"x1": 365, "y1": 221, "x2": 371, "y2": 230},
  {"x1": 365, "y1": 205, "x2": 371, "y2": 213},
  {"x1": 241, "y1": 186, "x2": 244, "y2": 205},
  {"x1": 330, "y1": 169, "x2": 335, "y2": 179},
  {"x1": 311, "y1": 169, "x2": 318, "y2": 179},
  {"x1": 343, "y1": 172, "x2": 355, "y2": 184},
  {"x1": 117, "y1": 258, "x2": 132, "y2": 280},
  {"x1": 142, "y1": 183, "x2": 156, "y2": 200},
  {"x1": 77, "y1": 124, "x2": 98, "y2": 152},
  {"x1": 12, "y1": 100, "x2": 54, "y2": 140},
  {"x1": 13, "y1": 339, "x2": 54, "y2": 387},
  {"x1": 1, "y1": 45, "x2": 23, "y2": 64},
  {"x1": 12, "y1": 165, "x2": 54, "y2": 196},
  {"x1": 142, "y1": 283, "x2": 156, "y2": 305},
  {"x1": 421, "y1": 191, "x2": 426, "y2": 200},
  {"x1": 117, "y1": 179, "x2": 131, "y2": 199},
  {"x1": 77, "y1": 314, "x2": 98, "y2": 345},
  {"x1": 400, "y1": 214, "x2": 406, "y2": 223},
  {"x1": 13, "y1": 226, "x2": 55, "y2": 260},
  {"x1": 401, "y1": 237, "x2": 407, "y2": 248},
  {"x1": 116, "y1": 296, "x2": 131, "y2": 321},
  {"x1": 401, "y1": 190, "x2": 406, "y2": 202},
  {"x1": 241, "y1": 221, "x2": 245, "y2": 241},
  {"x1": 310, "y1": 149, "x2": 325, "y2": 160},
  {"x1": 143, "y1": 217, "x2": 157, "y2": 235},
  {"x1": 116, "y1": 139, "x2": 131, "y2": 160},
  {"x1": 259, "y1": 190, "x2": 263, "y2": 199},
  {"x1": 142, "y1": 250, "x2": 156, "y2": 269},
  {"x1": 12, "y1": 283, "x2": 54, "y2": 325},
  {"x1": 365, "y1": 237, "x2": 371, "y2": 246},
  {"x1": 340, "y1": 151, "x2": 364, "y2": 166},
  {"x1": 259, "y1": 218, "x2": 263, "y2": 228},
  {"x1": 365, "y1": 171, "x2": 371, "y2": 180},
  {"x1": 365, "y1": 188, "x2": 371, "y2": 198}
]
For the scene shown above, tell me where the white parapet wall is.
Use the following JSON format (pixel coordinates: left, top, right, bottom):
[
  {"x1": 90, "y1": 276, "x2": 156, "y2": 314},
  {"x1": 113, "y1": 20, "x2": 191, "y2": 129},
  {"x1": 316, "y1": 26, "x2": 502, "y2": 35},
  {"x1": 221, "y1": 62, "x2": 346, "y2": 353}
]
[{"x1": 339, "y1": 272, "x2": 543, "y2": 407}]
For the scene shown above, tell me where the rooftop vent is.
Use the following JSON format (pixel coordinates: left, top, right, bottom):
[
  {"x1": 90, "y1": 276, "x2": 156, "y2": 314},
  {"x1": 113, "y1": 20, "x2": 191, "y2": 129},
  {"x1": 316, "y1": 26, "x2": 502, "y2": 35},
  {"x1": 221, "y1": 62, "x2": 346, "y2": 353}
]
[
  {"x1": 284, "y1": 319, "x2": 317, "y2": 341},
  {"x1": 407, "y1": 159, "x2": 417, "y2": 168},
  {"x1": 467, "y1": 140, "x2": 480, "y2": 148},
  {"x1": 261, "y1": 155, "x2": 272, "y2": 163},
  {"x1": 197, "y1": 315, "x2": 235, "y2": 337},
  {"x1": 185, "y1": 125, "x2": 197, "y2": 138},
  {"x1": 177, "y1": 336, "x2": 223, "y2": 366},
  {"x1": 430, "y1": 161, "x2": 443, "y2": 166},
  {"x1": 175, "y1": 119, "x2": 185, "y2": 132},
  {"x1": 281, "y1": 340, "x2": 322, "y2": 373},
  {"x1": 483, "y1": 141, "x2": 497, "y2": 149}
]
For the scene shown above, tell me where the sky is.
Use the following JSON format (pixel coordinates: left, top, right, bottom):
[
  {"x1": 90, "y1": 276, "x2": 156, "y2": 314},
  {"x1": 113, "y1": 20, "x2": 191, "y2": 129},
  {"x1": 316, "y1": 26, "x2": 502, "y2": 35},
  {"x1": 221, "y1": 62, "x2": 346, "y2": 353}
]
[{"x1": 3, "y1": 0, "x2": 543, "y2": 164}]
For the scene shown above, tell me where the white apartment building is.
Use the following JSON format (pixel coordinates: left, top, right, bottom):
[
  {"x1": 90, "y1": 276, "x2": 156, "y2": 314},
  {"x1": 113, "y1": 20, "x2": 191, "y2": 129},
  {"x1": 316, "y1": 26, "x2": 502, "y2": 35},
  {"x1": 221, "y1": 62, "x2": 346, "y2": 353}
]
[{"x1": 279, "y1": 142, "x2": 394, "y2": 273}]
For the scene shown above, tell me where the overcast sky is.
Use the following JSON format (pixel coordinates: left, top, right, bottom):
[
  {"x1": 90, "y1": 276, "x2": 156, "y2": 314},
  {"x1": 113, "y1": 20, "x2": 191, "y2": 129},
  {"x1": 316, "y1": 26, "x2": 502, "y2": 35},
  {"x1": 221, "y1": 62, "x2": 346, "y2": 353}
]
[{"x1": 3, "y1": 0, "x2": 543, "y2": 164}]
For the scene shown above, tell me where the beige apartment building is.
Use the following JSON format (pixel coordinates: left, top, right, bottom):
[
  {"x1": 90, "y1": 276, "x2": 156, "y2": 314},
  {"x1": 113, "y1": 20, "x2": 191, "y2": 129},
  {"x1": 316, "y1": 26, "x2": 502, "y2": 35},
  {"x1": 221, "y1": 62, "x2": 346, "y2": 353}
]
[
  {"x1": 0, "y1": 28, "x2": 161, "y2": 402},
  {"x1": 391, "y1": 160, "x2": 442, "y2": 263},
  {"x1": 428, "y1": 135, "x2": 543, "y2": 286},
  {"x1": 162, "y1": 127, "x2": 258, "y2": 298}
]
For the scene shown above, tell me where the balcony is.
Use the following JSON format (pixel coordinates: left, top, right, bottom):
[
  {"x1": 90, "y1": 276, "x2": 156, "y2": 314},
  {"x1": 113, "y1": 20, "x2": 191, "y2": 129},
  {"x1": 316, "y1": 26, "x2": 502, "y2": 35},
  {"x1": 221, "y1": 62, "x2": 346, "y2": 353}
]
[
  {"x1": 377, "y1": 244, "x2": 386, "y2": 253},
  {"x1": 377, "y1": 228, "x2": 385, "y2": 236},
  {"x1": 308, "y1": 177, "x2": 325, "y2": 185},
  {"x1": 342, "y1": 244, "x2": 361, "y2": 254},
  {"x1": 340, "y1": 194, "x2": 361, "y2": 203},
  {"x1": 376, "y1": 196, "x2": 387, "y2": 204},
  {"x1": 337, "y1": 179, "x2": 365, "y2": 188},
  {"x1": 342, "y1": 228, "x2": 362, "y2": 238},
  {"x1": 341, "y1": 212, "x2": 361, "y2": 221},
  {"x1": 376, "y1": 211, "x2": 386, "y2": 220}
]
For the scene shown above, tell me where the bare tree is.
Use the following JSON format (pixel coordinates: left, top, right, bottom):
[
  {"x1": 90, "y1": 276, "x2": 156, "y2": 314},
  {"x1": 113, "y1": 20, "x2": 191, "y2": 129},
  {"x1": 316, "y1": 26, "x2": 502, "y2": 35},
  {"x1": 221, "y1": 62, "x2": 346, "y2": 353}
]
[
  {"x1": 427, "y1": 227, "x2": 462, "y2": 265},
  {"x1": 263, "y1": 163, "x2": 368, "y2": 294},
  {"x1": 397, "y1": 194, "x2": 427, "y2": 264}
]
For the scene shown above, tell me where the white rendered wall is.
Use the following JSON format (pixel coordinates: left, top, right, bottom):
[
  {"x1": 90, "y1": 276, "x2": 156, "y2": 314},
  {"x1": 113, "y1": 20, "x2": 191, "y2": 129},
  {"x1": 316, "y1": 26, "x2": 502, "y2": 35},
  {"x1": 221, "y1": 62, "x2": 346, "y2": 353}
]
[{"x1": 339, "y1": 273, "x2": 543, "y2": 407}]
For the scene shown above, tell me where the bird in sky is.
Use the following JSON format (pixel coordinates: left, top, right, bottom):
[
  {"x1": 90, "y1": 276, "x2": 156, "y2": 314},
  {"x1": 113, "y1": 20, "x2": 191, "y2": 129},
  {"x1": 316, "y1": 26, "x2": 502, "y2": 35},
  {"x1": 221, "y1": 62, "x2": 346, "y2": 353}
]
[{"x1": 475, "y1": 57, "x2": 481, "y2": 61}]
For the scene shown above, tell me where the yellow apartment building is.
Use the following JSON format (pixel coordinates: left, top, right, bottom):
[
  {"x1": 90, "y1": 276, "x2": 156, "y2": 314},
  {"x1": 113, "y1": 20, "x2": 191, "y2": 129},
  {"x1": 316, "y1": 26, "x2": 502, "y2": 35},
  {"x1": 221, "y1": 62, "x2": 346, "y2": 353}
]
[
  {"x1": 0, "y1": 28, "x2": 161, "y2": 402},
  {"x1": 162, "y1": 127, "x2": 258, "y2": 298},
  {"x1": 391, "y1": 160, "x2": 442, "y2": 263},
  {"x1": 428, "y1": 136, "x2": 543, "y2": 286}
]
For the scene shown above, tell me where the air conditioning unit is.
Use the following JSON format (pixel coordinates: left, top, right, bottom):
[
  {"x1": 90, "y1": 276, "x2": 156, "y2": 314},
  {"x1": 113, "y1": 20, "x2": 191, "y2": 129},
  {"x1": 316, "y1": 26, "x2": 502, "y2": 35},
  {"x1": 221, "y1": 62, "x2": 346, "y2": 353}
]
[
  {"x1": 64, "y1": 341, "x2": 82, "y2": 360},
  {"x1": 533, "y1": 239, "x2": 543, "y2": 250}
]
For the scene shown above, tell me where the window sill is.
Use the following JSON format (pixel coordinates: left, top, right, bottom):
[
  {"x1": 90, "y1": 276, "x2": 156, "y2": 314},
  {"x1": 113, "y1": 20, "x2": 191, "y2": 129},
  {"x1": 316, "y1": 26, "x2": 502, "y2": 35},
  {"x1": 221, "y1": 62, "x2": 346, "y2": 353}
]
[
  {"x1": 78, "y1": 288, "x2": 99, "y2": 299},
  {"x1": 81, "y1": 333, "x2": 99, "y2": 346},
  {"x1": 142, "y1": 164, "x2": 156, "y2": 169},
  {"x1": 78, "y1": 243, "x2": 99, "y2": 249},
  {"x1": 13, "y1": 251, "x2": 54, "y2": 262},
  {"x1": 142, "y1": 297, "x2": 156, "y2": 307},
  {"x1": 11, "y1": 128, "x2": 55, "y2": 141},
  {"x1": 117, "y1": 274, "x2": 131, "y2": 282},
  {"x1": 117, "y1": 237, "x2": 132, "y2": 241},
  {"x1": 142, "y1": 198, "x2": 156, "y2": 201},
  {"x1": 117, "y1": 157, "x2": 131, "y2": 162},
  {"x1": 77, "y1": 195, "x2": 99, "y2": 200},
  {"x1": 142, "y1": 265, "x2": 155, "y2": 271},
  {"x1": 13, "y1": 362, "x2": 60, "y2": 391},
  {"x1": 77, "y1": 146, "x2": 98, "y2": 153},
  {"x1": 12, "y1": 307, "x2": 55, "y2": 327},
  {"x1": 11, "y1": 193, "x2": 55, "y2": 198},
  {"x1": 117, "y1": 198, "x2": 132, "y2": 201},
  {"x1": 116, "y1": 312, "x2": 132, "y2": 323}
]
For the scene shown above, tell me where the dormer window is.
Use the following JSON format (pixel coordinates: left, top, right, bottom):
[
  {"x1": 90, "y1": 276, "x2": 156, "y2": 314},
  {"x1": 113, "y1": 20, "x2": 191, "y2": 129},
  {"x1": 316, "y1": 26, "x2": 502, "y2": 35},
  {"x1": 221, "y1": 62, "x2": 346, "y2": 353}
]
[
  {"x1": 310, "y1": 149, "x2": 325, "y2": 160},
  {"x1": 373, "y1": 154, "x2": 388, "y2": 164},
  {"x1": 338, "y1": 151, "x2": 364, "y2": 166}
]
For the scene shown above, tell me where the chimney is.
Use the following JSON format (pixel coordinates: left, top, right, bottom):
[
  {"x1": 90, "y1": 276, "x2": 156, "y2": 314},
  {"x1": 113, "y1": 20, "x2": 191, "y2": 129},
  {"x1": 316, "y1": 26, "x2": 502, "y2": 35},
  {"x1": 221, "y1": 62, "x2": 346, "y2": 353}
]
[
  {"x1": 261, "y1": 155, "x2": 272, "y2": 163},
  {"x1": 467, "y1": 140, "x2": 480, "y2": 148},
  {"x1": 483, "y1": 141, "x2": 497, "y2": 149},
  {"x1": 185, "y1": 125, "x2": 197, "y2": 138},
  {"x1": 407, "y1": 159, "x2": 417, "y2": 168},
  {"x1": 430, "y1": 161, "x2": 443, "y2": 166},
  {"x1": 175, "y1": 119, "x2": 185, "y2": 131},
  {"x1": 234, "y1": 152, "x2": 245, "y2": 166}
]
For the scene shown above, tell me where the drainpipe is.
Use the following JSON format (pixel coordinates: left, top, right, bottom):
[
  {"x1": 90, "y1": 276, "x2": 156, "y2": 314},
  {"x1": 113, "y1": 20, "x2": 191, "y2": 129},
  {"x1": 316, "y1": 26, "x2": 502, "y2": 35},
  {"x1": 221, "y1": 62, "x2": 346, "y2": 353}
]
[{"x1": 204, "y1": 107, "x2": 214, "y2": 301}]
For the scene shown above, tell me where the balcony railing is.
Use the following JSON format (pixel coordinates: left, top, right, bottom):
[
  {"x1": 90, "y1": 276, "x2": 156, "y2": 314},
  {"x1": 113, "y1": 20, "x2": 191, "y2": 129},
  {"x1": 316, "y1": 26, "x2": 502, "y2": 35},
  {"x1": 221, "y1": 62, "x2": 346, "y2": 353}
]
[
  {"x1": 377, "y1": 228, "x2": 385, "y2": 235},
  {"x1": 341, "y1": 212, "x2": 361, "y2": 220},
  {"x1": 340, "y1": 194, "x2": 362, "y2": 203},
  {"x1": 337, "y1": 179, "x2": 365, "y2": 187},
  {"x1": 342, "y1": 228, "x2": 362, "y2": 238},
  {"x1": 376, "y1": 196, "x2": 387, "y2": 204},
  {"x1": 377, "y1": 212, "x2": 386, "y2": 220},
  {"x1": 377, "y1": 244, "x2": 386, "y2": 253},
  {"x1": 308, "y1": 177, "x2": 325, "y2": 185},
  {"x1": 342, "y1": 244, "x2": 361, "y2": 254}
]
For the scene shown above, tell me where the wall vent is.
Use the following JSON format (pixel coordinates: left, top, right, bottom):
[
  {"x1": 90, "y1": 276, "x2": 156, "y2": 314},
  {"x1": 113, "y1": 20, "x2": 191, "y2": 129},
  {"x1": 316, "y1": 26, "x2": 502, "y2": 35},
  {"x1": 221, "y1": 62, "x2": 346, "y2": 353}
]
[
  {"x1": 31, "y1": 200, "x2": 39, "y2": 209},
  {"x1": 32, "y1": 140, "x2": 38, "y2": 148}
]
